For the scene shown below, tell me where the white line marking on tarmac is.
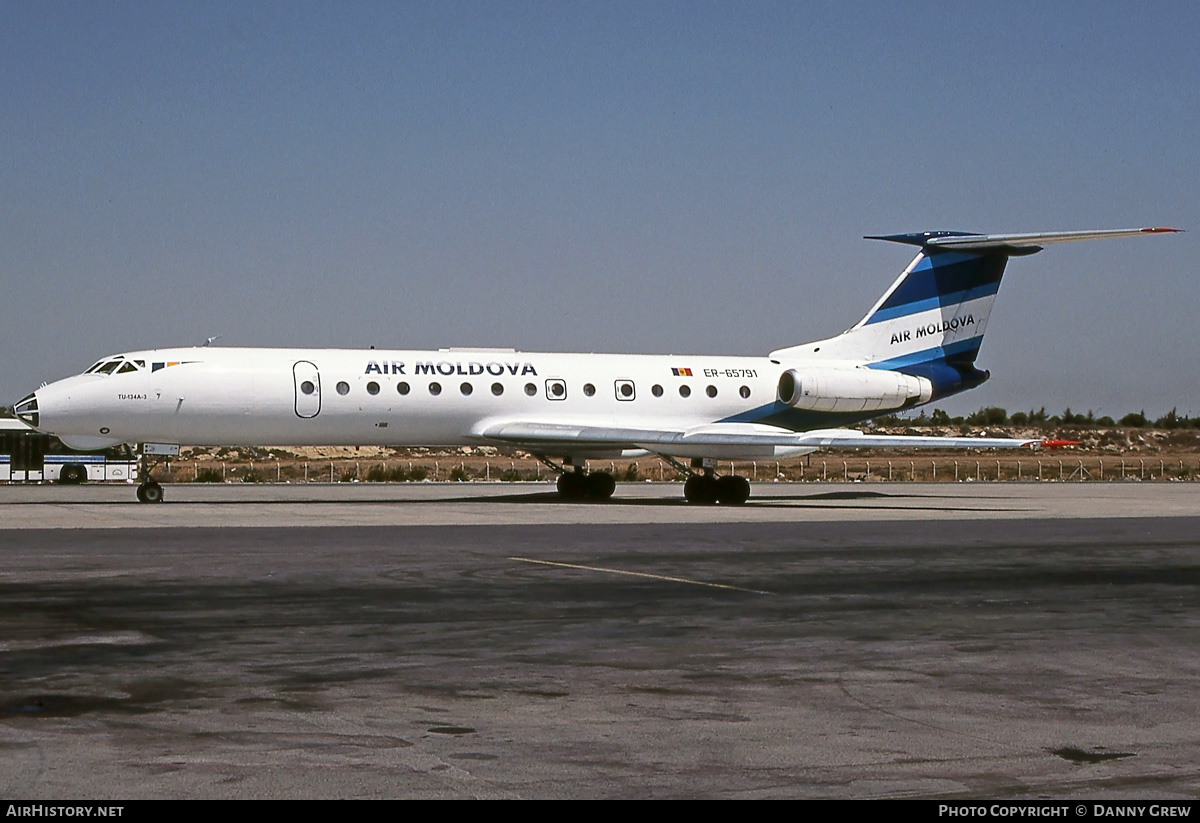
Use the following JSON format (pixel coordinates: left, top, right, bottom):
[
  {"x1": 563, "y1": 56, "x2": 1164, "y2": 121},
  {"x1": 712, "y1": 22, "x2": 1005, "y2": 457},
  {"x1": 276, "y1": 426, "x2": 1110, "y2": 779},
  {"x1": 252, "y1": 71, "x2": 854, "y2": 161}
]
[{"x1": 509, "y1": 557, "x2": 773, "y2": 595}]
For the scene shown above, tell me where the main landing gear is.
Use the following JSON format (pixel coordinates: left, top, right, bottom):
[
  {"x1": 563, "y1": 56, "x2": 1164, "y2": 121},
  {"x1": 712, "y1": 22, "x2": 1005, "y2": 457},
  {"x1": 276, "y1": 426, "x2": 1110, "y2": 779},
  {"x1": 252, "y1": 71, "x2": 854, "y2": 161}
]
[
  {"x1": 556, "y1": 469, "x2": 617, "y2": 500},
  {"x1": 537, "y1": 456, "x2": 617, "y2": 501},
  {"x1": 539, "y1": 453, "x2": 753, "y2": 505},
  {"x1": 683, "y1": 473, "x2": 751, "y2": 505},
  {"x1": 666, "y1": 456, "x2": 751, "y2": 506}
]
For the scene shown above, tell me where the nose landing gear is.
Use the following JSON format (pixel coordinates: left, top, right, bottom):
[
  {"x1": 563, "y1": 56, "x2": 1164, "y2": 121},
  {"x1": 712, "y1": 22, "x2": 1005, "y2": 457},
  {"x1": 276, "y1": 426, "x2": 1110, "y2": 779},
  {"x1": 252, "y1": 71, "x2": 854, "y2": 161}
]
[
  {"x1": 136, "y1": 481, "x2": 164, "y2": 504},
  {"x1": 135, "y1": 443, "x2": 178, "y2": 503}
]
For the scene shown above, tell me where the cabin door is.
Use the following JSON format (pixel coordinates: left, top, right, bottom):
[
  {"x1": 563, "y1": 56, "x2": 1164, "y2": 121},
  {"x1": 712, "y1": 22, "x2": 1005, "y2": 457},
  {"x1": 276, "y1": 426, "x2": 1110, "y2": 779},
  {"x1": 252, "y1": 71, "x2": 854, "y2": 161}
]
[{"x1": 293, "y1": 361, "x2": 322, "y2": 419}]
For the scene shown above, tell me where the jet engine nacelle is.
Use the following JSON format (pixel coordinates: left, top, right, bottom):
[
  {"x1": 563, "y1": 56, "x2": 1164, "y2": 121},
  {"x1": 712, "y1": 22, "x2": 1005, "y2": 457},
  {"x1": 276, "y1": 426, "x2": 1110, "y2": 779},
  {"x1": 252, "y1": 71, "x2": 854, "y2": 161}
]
[{"x1": 777, "y1": 367, "x2": 933, "y2": 413}]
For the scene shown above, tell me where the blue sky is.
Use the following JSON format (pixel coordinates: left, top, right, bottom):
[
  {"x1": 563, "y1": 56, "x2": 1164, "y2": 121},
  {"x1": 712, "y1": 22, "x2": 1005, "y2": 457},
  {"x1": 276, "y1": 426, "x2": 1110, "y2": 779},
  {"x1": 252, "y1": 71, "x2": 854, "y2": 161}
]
[{"x1": 3, "y1": 1, "x2": 1196, "y2": 418}]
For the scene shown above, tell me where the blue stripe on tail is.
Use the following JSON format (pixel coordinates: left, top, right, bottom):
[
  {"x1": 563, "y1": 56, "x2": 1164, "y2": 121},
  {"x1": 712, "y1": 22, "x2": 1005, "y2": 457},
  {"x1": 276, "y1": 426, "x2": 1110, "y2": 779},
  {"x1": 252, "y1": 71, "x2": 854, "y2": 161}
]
[
  {"x1": 863, "y1": 250, "x2": 1007, "y2": 325},
  {"x1": 864, "y1": 281, "x2": 1001, "y2": 324}
]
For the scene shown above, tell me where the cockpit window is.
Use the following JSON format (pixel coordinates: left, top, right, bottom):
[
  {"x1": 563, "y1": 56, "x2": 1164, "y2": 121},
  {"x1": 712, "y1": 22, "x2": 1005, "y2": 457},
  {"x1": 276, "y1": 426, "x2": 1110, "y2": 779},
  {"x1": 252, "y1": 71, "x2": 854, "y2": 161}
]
[{"x1": 86, "y1": 357, "x2": 145, "y2": 376}]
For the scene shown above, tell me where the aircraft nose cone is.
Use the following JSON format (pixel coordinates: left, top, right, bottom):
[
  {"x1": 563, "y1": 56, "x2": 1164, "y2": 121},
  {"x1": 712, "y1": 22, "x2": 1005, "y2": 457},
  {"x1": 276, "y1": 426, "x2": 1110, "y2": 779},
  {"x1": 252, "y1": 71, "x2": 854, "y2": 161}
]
[{"x1": 13, "y1": 392, "x2": 39, "y2": 428}]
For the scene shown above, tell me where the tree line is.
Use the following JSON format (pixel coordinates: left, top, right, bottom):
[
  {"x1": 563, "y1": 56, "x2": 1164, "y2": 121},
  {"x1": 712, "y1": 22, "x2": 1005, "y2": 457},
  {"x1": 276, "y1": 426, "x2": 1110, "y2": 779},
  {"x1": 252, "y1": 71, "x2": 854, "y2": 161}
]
[{"x1": 876, "y1": 407, "x2": 1199, "y2": 429}]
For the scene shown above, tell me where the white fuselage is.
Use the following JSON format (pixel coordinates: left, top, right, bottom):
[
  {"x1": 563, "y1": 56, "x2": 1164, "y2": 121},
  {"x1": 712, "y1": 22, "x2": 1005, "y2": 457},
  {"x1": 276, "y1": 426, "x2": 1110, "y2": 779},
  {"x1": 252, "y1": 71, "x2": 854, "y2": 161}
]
[{"x1": 31, "y1": 346, "x2": 814, "y2": 457}]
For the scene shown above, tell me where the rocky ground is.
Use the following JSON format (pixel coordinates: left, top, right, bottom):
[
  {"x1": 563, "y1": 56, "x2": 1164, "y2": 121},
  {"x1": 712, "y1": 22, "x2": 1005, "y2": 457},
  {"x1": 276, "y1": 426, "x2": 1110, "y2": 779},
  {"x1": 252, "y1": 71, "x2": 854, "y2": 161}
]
[{"x1": 154, "y1": 426, "x2": 1200, "y2": 484}]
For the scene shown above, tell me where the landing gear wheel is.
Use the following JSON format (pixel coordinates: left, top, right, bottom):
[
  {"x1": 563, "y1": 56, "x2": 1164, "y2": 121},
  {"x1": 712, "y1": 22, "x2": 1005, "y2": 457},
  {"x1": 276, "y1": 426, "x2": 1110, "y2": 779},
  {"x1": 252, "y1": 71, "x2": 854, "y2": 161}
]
[
  {"x1": 683, "y1": 474, "x2": 719, "y2": 505},
  {"x1": 715, "y1": 475, "x2": 751, "y2": 505},
  {"x1": 136, "y1": 482, "x2": 164, "y2": 504},
  {"x1": 585, "y1": 471, "x2": 616, "y2": 500},
  {"x1": 556, "y1": 471, "x2": 588, "y2": 500}
]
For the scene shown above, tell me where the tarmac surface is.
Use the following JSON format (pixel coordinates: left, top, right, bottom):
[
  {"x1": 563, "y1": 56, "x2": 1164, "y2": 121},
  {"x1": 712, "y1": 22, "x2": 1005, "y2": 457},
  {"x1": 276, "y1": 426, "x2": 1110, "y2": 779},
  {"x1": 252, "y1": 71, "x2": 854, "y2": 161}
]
[
  {"x1": 3, "y1": 480, "x2": 1200, "y2": 526},
  {"x1": 1, "y1": 482, "x2": 1198, "y2": 798}
]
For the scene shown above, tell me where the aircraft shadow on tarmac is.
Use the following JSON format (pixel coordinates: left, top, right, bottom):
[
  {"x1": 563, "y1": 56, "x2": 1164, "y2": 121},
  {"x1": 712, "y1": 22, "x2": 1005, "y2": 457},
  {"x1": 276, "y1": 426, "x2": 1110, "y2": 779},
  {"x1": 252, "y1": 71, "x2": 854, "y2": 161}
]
[
  {"x1": 59, "y1": 486, "x2": 1030, "y2": 512},
  {"x1": 369, "y1": 487, "x2": 1033, "y2": 512},
  {"x1": 6, "y1": 486, "x2": 1032, "y2": 512},
  {"x1": 436, "y1": 489, "x2": 1028, "y2": 511}
]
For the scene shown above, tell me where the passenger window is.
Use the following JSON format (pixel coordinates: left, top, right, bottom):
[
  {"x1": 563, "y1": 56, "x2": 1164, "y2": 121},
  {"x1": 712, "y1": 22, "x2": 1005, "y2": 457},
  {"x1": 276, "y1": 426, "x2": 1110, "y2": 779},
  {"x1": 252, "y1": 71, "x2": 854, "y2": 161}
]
[
  {"x1": 652, "y1": 384, "x2": 663, "y2": 397},
  {"x1": 460, "y1": 382, "x2": 473, "y2": 395},
  {"x1": 583, "y1": 383, "x2": 596, "y2": 397},
  {"x1": 545, "y1": 379, "x2": 567, "y2": 400},
  {"x1": 397, "y1": 382, "x2": 410, "y2": 395},
  {"x1": 524, "y1": 383, "x2": 537, "y2": 396},
  {"x1": 300, "y1": 381, "x2": 316, "y2": 395},
  {"x1": 336, "y1": 381, "x2": 350, "y2": 395},
  {"x1": 366, "y1": 381, "x2": 380, "y2": 395},
  {"x1": 706, "y1": 385, "x2": 718, "y2": 397},
  {"x1": 615, "y1": 380, "x2": 635, "y2": 401},
  {"x1": 679, "y1": 385, "x2": 691, "y2": 398},
  {"x1": 491, "y1": 383, "x2": 504, "y2": 396},
  {"x1": 429, "y1": 382, "x2": 442, "y2": 395},
  {"x1": 740, "y1": 385, "x2": 751, "y2": 399}
]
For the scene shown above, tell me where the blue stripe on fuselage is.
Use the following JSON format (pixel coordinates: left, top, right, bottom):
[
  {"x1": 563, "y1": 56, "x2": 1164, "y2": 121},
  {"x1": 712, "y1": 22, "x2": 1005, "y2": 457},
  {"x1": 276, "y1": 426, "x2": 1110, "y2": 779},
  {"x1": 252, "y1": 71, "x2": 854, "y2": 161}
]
[{"x1": 893, "y1": 359, "x2": 989, "y2": 400}]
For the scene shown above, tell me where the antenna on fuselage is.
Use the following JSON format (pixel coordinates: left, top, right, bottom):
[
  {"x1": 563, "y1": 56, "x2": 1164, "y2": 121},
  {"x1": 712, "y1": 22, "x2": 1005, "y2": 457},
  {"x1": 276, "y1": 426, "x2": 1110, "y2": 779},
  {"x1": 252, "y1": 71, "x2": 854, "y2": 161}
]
[{"x1": 202, "y1": 335, "x2": 223, "y2": 347}]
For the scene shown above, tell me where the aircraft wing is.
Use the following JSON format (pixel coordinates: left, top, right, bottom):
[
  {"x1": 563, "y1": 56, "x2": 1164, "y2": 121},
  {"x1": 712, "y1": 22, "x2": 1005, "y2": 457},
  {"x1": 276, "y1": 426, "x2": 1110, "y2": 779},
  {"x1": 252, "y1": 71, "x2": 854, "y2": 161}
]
[{"x1": 473, "y1": 420, "x2": 1044, "y2": 451}]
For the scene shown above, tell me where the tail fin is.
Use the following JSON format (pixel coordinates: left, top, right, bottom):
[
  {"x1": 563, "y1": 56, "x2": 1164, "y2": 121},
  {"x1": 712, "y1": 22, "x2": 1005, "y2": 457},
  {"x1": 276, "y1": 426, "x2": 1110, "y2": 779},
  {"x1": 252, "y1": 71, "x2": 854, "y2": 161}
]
[{"x1": 769, "y1": 228, "x2": 1180, "y2": 399}]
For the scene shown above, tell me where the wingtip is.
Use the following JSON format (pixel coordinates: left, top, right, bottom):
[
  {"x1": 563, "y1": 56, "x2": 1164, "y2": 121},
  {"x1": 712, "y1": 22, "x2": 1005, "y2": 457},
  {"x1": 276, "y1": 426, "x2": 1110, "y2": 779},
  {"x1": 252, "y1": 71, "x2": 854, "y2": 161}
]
[
  {"x1": 1034, "y1": 439, "x2": 1080, "y2": 450},
  {"x1": 1141, "y1": 227, "x2": 1183, "y2": 234}
]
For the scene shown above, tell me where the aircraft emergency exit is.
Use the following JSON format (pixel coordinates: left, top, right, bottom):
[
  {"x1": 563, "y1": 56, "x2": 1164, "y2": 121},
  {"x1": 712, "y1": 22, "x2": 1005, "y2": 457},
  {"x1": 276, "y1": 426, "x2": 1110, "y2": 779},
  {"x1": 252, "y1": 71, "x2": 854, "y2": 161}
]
[{"x1": 13, "y1": 227, "x2": 1179, "y2": 503}]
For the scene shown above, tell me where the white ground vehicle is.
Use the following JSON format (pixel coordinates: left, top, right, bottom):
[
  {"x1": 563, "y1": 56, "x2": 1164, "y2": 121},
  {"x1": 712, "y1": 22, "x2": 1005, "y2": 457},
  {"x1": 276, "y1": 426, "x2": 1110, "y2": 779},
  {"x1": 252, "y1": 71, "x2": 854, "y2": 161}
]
[{"x1": 0, "y1": 418, "x2": 138, "y2": 483}]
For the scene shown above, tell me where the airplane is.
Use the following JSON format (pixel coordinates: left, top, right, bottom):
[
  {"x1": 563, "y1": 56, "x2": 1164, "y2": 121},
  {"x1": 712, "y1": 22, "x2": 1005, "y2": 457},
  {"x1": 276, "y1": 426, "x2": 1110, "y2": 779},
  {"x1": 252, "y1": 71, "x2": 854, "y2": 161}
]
[{"x1": 13, "y1": 227, "x2": 1179, "y2": 504}]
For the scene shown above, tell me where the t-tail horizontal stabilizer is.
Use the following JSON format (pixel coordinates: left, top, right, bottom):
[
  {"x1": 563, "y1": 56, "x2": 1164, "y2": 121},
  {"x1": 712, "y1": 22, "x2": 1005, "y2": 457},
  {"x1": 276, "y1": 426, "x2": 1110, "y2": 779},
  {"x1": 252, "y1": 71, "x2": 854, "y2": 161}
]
[
  {"x1": 865, "y1": 227, "x2": 1181, "y2": 255},
  {"x1": 771, "y1": 227, "x2": 1182, "y2": 404}
]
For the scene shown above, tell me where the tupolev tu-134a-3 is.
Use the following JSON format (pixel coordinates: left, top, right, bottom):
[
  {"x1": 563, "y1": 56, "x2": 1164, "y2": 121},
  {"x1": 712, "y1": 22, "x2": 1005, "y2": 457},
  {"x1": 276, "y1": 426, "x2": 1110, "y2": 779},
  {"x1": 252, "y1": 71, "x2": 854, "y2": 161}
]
[{"x1": 14, "y1": 227, "x2": 1179, "y2": 504}]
